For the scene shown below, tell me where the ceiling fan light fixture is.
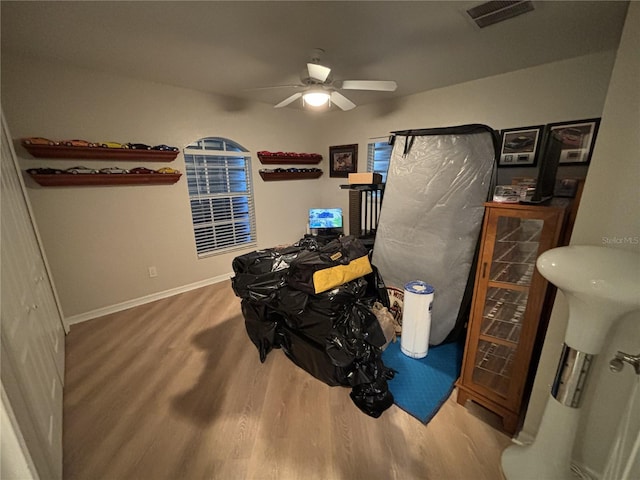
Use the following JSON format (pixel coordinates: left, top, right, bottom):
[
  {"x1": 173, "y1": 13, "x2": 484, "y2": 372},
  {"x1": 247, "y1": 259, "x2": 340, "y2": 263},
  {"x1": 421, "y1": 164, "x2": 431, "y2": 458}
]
[{"x1": 302, "y1": 90, "x2": 330, "y2": 107}]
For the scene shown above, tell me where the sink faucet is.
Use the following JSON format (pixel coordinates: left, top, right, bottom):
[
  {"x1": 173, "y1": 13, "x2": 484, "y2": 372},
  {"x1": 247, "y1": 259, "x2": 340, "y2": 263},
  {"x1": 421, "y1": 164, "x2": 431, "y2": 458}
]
[{"x1": 609, "y1": 351, "x2": 640, "y2": 375}]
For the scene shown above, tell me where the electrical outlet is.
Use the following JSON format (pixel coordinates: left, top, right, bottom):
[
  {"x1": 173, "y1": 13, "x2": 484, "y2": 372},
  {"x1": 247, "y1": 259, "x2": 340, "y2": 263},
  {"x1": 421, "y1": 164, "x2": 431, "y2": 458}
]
[{"x1": 148, "y1": 266, "x2": 158, "y2": 278}]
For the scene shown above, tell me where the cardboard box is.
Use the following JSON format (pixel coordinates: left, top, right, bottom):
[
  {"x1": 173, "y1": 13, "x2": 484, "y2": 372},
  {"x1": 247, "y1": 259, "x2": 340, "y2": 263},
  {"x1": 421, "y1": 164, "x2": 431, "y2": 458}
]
[{"x1": 348, "y1": 172, "x2": 383, "y2": 184}]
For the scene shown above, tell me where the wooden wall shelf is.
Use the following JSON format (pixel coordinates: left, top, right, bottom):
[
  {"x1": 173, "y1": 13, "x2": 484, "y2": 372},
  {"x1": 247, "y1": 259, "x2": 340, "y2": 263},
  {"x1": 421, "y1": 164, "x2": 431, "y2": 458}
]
[
  {"x1": 259, "y1": 171, "x2": 323, "y2": 181},
  {"x1": 28, "y1": 173, "x2": 182, "y2": 187},
  {"x1": 23, "y1": 144, "x2": 178, "y2": 162},
  {"x1": 257, "y1": 154, "x2": 322, "y2": 165}
]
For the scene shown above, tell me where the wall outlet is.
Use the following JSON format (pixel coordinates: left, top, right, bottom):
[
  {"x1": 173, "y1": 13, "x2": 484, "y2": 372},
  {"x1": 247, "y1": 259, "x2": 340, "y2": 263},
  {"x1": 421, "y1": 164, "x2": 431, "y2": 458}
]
[{"x1": 148, "y1": 266, "x2": 158, "y2": 278}]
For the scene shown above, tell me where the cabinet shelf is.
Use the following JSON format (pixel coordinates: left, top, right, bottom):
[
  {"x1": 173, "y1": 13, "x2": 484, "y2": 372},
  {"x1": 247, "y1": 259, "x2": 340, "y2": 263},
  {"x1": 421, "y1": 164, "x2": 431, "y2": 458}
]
[
  {"x1": 257, "y1": 153, "x2": 322, "y2": 165},
  {"x1": 22, "y1": 144, "x2": 178, "y2": 162},
  {"x1": 28, "y1": 172, "x2": 182, "y2": 187},
  {"x1": 259, "y1": 171, "x2": 323, "y2": 181}
]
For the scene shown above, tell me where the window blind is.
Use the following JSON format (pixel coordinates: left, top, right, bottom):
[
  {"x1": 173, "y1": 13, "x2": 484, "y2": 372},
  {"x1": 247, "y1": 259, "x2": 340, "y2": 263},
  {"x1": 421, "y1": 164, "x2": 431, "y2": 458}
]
[
  {"x1": 184, "y1": 138, "x2": 256, "y2": 257},
  {"x1": 367, "y1": 141, "x2": 392, "y2": 182}
]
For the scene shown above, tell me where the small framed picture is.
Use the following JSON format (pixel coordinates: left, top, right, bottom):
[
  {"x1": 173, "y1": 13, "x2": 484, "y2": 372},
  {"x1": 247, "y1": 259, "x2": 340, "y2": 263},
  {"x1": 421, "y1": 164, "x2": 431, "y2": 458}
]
[
  {"x1": 546, "y1": 118, "x2": 600, "y2": 165},
  {"x1": 329, "y1": 144, "x2": 358, "y2": 178},
  {"x1": 498, "y1": 126, "x2": 544, "y2": 167}
]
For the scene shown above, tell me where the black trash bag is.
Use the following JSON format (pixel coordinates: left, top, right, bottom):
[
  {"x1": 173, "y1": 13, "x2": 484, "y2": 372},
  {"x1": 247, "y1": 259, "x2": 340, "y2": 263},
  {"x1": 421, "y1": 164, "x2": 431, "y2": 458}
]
[
  {"x1": 363, "y1": 264, "x2": 391, "y2": 309},
  {"x1": 241, "y1": 301, "x2": 284, "y2": 363},
  {"x1": 270, "y1": 286, "x2": 309, "y2": 317},
  {"x1": 325, "y1": 301, "x2": 387, "y2": 368},
  {"x1": 349, "y1": 368, "x2": 395, "y2": 418},
  {"x1": 294, "y1": 235, "x2": 323, "y2": 251},
  {"x1": 232, "y1": 245, "x2": 303, "y2": 275},
  {"x1": 285, "y1": 277, "x2": 368, "y2": 345},
  {"x1": 287, "y1": 236, "x2": 370, "y2": 294},
  {"x1": 232, "y1": 270, "x2": 288, "y2": 304},
  {"x1": 277, "y1": 325, "x2": 350, "y2": 387},
  {"x1": 232, "y1": 237, "x2": 396, "y2": 419},
  {"x1": 232, "y1": 246, "x2": 305, "y2": 303},
  {"x1": 350, "y1": 301, "x2": 388, "y2": 348}
]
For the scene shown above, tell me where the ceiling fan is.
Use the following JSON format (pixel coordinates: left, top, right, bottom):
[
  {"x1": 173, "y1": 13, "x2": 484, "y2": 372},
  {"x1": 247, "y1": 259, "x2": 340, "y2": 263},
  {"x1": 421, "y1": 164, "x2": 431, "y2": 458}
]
[{"x1": 260, "y1": 49, "x2": 397, "y2": 111}]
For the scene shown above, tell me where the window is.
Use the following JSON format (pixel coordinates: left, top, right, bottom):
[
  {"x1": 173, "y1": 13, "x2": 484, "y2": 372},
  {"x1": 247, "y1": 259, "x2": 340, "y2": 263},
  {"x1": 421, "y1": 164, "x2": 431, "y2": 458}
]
[
  {"x1": 184, "y1": 137, "x2": 256, "y2": 257},
  {"x1": 367, "y1": 140, "x2": 393, "y2": 182}
]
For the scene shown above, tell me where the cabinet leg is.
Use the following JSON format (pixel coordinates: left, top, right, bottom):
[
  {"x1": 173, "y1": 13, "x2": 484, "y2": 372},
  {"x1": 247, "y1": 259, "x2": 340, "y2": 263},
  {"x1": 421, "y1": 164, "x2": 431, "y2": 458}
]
[
  {"x1": 456, "y1": 388, "x2": 470, "y2": 406},
  {"x1": 502, "y1": 412, "x2": 519, "y2": 435}
]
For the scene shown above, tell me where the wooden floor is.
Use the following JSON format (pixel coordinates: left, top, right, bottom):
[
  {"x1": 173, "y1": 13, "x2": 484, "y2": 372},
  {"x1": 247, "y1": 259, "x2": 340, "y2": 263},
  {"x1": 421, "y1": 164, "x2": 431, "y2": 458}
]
[{"x1": 63, "y1": 281, "x2": 511, "y2": 480}]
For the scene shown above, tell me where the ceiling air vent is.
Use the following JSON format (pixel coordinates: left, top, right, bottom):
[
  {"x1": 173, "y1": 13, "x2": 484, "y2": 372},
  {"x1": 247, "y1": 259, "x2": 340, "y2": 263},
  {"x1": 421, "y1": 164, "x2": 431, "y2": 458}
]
[{"x1": 466, "y1": 1, "x2": 535, "y2": 28}]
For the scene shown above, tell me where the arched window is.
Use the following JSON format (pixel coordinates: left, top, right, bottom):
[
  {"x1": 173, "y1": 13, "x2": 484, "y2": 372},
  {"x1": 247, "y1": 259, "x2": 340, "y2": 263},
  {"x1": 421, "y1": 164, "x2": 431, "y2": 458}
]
[{"x1": 184, "y1": 137, "x2": 256, "y2": 257}]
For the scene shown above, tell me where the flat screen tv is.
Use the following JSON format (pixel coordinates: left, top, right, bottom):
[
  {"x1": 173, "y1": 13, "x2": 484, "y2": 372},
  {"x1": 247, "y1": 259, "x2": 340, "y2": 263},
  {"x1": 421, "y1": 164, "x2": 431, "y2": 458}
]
[{"x1": 309, "y1": 208, "x2": 343, "y2": 235}]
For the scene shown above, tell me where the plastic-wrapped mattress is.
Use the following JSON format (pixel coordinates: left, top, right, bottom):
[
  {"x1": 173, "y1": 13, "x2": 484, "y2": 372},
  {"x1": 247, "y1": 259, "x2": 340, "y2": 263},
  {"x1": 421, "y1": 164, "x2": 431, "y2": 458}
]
[
  {"x1": 372, "y1": 124, "x2": 498, "y2": 345},
  {"x1": 232, "y1": 235, "x2": 395, "y2": 418}
]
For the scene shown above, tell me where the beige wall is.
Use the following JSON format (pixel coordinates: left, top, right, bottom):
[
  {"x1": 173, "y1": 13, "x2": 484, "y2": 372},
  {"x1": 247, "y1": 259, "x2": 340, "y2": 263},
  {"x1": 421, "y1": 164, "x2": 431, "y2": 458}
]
[
  {"x1": 1, "y1": 56, "x2": 326, "y2": 319},
  {"x1": 317, "y1": 51, "x2": 617, "y2": 223}
]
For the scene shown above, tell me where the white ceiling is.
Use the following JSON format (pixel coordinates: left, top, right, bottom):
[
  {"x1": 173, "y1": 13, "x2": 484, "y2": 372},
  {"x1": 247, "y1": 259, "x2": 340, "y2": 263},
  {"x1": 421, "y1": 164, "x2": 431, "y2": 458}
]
[{"x1": 1, "y1": 1, "x2": 629, "y2": 110}]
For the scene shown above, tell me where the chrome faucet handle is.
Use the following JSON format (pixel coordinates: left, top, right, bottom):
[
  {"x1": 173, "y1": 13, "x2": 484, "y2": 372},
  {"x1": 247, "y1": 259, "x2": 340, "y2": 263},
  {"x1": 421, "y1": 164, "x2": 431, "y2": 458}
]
[{"x1": 610, "y1": 351, "x2": 640, "y2": 375}]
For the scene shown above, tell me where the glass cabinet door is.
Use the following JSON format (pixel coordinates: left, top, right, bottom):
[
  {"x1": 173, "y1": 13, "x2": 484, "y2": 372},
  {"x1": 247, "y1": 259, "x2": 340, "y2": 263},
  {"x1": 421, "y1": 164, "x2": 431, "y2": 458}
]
[
  {"x1": 471, "y1": 215, "x2": 544, "y2": 399},
  {"x1": 457, "y1": 202, "x2": 566, "y2": 433}
]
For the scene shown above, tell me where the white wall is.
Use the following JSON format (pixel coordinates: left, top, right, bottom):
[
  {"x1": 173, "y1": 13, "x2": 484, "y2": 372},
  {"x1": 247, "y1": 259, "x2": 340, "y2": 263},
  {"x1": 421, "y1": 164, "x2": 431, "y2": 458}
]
[
  {"x1": 524, "y1": 4, "x2": 640, "y2": 476},
  {"x1": 1, "y1": 56, "x2": 325, "y2": 319}
]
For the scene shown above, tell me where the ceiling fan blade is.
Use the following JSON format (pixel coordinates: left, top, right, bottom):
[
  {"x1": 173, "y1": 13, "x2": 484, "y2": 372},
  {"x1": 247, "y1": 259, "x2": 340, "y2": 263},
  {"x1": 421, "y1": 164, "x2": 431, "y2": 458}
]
[
  {"x1": 248, "y1": 84, "x2": 305, "y2": 91},
  {"x1": 341, "y1": 80, "x2": 397, "y2": 91},
  {"x1": 330, "y1": 91, "x2": 356, "y2": 111},
  {"x1": 274, "y1": 92, "x2": 302, "y2": 108},
  {"x1": 307, "y1": 63, "x2": 331, "y2": 82}
]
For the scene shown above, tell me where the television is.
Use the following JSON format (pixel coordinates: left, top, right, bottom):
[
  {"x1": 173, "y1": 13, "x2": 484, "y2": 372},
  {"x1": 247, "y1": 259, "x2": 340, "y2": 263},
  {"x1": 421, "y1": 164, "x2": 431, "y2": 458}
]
[{"x1": 309, "y1": 208, "x2": 343, "y2": 236}]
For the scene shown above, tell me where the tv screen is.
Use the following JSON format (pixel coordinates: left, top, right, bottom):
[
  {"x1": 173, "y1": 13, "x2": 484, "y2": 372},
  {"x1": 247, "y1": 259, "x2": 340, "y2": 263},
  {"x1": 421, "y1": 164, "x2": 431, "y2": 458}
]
[{"x1": 309, "y1": 208, "x2": 343, "y2": 229}]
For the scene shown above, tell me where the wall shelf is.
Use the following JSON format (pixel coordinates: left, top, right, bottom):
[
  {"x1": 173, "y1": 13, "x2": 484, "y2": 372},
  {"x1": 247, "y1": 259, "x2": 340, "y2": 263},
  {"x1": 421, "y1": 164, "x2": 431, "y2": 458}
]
[
  {"x1": 22, "y1": 144, "x2": 178, "y2": 162},
  {"x1": 259, "y1": 171, "x2": 323, "y2": 181},
  {"x1": 257, "y1": 153, "x2": 322, "y2": 165},
  {"x1": 28, "y1": 172, "x2": 182, "y2": 187}
]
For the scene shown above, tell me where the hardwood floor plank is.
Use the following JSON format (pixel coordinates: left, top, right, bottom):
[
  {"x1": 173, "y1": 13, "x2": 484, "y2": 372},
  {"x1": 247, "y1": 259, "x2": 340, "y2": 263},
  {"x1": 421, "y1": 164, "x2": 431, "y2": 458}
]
[{"x1": 63, "y1": 280, "x2": 510, "y2": 479}]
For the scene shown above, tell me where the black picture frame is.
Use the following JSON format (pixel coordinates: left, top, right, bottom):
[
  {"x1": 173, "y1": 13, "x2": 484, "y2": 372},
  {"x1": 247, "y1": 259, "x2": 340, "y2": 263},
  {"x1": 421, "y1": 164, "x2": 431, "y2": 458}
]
[
  {"x1": 546, "y1": 118, "x2": 600, "y2": 165},
  {"x1": 498, "y1": 125, "x2": 544, "y2": 167},
  {"x1": 329, "y1": 144, "x2": 358, "y2": 178}
]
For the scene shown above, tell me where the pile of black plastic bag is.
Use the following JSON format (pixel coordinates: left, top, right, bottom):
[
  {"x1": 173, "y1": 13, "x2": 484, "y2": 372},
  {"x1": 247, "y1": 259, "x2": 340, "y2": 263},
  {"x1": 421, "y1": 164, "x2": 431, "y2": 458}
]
[{"x1": 231, "y1": 235, "x2": 395, "y2": 418}]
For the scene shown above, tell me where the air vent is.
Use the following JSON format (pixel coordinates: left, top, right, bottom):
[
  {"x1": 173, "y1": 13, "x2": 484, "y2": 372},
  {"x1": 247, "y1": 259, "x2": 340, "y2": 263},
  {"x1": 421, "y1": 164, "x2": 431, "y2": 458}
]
[{"x1": 467, "y1": 1, "x2": 535, "y2": 28}]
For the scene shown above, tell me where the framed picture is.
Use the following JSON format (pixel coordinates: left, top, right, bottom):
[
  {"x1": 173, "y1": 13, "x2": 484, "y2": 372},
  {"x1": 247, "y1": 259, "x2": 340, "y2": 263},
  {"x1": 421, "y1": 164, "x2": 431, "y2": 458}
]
[
  {"x1": 546, "y1": 118, "x2": 600, "y2": 165},
  {"x1": 498, "y1": 125, "x2": 544, "y2": 167},
  {"x1": 329, "y1": 144, "x2": 358, "y2": 178}
]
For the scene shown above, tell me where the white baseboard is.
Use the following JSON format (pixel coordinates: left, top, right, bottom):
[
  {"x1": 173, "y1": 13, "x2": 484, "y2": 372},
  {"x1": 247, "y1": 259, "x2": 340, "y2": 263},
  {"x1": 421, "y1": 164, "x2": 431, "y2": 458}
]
[{"x1": 65, "y1": 272, "x2": 233, "y2": 327}]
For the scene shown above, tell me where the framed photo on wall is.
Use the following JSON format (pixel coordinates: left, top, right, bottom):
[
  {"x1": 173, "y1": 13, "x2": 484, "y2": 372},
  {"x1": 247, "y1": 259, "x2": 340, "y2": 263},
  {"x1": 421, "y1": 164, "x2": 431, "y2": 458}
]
[
  {"x1": 498, "y1": 125, "x2": 544, "y2": 167},
  {"x1": 546, "y1": 118, "x2": 600, "y2": 165},
  {"x1": 329, "y1": 144, "x2": 358, "y2": 178}
]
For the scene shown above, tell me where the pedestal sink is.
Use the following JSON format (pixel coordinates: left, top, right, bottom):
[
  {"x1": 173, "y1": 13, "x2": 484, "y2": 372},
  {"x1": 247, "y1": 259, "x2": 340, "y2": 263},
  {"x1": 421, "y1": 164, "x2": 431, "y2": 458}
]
[{"x1": 502, "y1": 245, "x2": 640, "y2": 480}]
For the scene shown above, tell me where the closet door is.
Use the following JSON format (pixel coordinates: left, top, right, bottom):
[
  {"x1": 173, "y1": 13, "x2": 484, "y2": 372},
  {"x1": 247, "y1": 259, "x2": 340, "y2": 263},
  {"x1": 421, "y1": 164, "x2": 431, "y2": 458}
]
[{"x1": 1, "y1": 114, "x2": 65, "y2": 479}]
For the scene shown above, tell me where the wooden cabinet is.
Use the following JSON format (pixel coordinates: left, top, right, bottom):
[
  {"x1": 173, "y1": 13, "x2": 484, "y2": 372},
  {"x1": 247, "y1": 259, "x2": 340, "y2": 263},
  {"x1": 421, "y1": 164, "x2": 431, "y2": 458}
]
[{"x1": 456, "y1": 202, "x2": 567, "y2": 435}]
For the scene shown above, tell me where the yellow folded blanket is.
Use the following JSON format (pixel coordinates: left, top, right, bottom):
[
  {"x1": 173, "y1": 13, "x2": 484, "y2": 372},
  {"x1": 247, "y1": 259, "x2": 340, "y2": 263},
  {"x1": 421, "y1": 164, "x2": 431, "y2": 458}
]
[{"x1": 312, "y1": 255, "x2": 373, "y2": 294}]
